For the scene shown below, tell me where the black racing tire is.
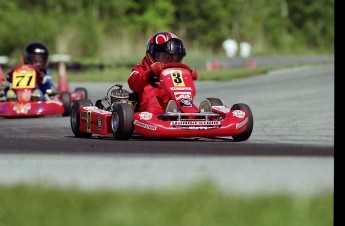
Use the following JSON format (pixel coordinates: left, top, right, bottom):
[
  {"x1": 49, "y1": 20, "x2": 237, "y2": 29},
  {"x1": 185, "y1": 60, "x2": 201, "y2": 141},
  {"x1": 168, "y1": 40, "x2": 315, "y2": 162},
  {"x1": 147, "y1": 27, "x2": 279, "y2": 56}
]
[
  {"x1": 61, "y1": 92, "x2": 72, "y2": 116},
  {"x1": 206, "y1": 97, "x2": 223, "y2": 106},
  {"x1": 111, "y1": 103, "x2": 134, "y2": 140},
  {"x1": 74, "y1": 87, "x2": 88, "y2": 99},
  {"x1": 231, "y1": 103, "x2": 254, "y2": 142},
  {"x1": 70, "y1": 99, "x2": 93, "y2": 138}
]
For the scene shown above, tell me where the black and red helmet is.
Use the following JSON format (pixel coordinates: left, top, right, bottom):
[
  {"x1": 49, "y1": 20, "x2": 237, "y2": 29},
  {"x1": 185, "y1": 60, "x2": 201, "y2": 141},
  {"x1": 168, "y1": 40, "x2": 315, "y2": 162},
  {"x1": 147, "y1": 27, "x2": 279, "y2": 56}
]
[
  {"x1": 23, "y1": 42, "x2": 49, "y2": 70},
  {"x1": 145, "y1": 32, "x2": 186, "y2": 64}
]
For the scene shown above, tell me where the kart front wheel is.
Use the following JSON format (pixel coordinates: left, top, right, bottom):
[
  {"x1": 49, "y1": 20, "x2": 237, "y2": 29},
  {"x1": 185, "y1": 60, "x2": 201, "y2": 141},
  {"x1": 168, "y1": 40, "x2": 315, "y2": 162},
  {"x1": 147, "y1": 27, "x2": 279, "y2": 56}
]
[
  {"x1": 74, "y1": 87, "x2": 88, "y2": 99},
  {"x1": 111, "y1": 103, "x2": 134, "y2": 140},
  {"x1": 207, "y1": 97, "x2": 223, "y2": 106},
  {"x1": 61, "y1": 91, "x2": 72, "y2": 116},
  {"x1": 199, "y1": 97, "x2": 223, "y2": 112},
  {"x1": 70, "y1": 99, "x2": 93, "y2": 138},
  {"x1": 231, "y1": 103, "x2": 253, "y2": 141}
]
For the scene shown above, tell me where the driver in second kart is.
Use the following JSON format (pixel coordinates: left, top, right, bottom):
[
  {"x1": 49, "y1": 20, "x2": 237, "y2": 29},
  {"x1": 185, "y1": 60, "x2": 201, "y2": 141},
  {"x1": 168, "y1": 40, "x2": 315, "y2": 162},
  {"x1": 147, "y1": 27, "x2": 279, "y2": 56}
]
[
  {"x1": 128, "y1": 31, "x2": 198, "y2": 115},
  {"x1": 6, "y1": 42, "x2": 57, "y2": 100}
]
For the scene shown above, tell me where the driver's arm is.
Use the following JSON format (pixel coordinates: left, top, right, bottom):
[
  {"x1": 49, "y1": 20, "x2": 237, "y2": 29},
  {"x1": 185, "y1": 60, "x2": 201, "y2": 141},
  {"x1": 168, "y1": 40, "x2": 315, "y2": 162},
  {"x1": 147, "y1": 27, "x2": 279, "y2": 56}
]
[{"x1": 128, "y1": 64, "x2": 151, "y2": 92}]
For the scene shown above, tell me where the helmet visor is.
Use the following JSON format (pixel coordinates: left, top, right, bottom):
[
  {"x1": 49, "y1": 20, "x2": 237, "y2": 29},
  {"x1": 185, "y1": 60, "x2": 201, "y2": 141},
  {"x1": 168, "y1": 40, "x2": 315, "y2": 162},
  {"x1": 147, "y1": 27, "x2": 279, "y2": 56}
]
[
  {"x1": 26, "y1": 54, "x2": 48, "y2": 69},
  {"x1": 156, "y1": 52, "x2": 184, "y2": 63}
]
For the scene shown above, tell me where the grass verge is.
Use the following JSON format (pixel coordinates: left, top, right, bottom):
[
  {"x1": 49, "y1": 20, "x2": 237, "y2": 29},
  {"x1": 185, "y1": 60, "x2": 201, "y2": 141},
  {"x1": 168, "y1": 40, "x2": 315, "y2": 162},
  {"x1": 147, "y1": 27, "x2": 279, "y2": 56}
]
[
  {"x1": 0, "y1": 182, "x2": 333, "y2": 226},
  {"x1": 55, "y1": 66, "x2": 276, "y2": 83}
]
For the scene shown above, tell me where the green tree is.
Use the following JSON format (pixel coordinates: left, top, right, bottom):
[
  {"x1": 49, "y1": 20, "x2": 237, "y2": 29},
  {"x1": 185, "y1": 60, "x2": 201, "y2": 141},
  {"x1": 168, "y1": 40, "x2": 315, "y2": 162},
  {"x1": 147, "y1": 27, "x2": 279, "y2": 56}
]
[
  {"x1": 286, "y1": 0, "x2": 334, "y2": 52},
  {"x1": 0, "y1": 0, "x2": 334, "y2": 60}
]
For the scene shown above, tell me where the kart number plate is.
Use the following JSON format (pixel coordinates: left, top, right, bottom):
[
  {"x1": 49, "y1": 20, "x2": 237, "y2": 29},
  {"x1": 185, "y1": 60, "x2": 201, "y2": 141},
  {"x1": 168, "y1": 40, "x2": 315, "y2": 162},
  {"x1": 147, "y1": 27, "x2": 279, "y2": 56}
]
[
  {"x1": 12, "y1": 68, "x2": 37, "y2": 89},
  {"x1": 170, "y1": 70, "x2": 185, "y2": 87}
]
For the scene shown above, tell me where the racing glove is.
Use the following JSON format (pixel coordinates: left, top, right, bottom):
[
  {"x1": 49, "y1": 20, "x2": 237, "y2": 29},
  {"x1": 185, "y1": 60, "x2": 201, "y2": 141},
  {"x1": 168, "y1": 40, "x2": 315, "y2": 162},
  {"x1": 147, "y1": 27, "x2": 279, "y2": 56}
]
[
  {"x1": 150, "y1": 62, "x2": 165, "y2": 77},
  {"x1": 6, "y1": 69, "x2": 14, "y2": 82},
  {"x1": 191, "y1": 69, "x2": 198, "y2": 80}
]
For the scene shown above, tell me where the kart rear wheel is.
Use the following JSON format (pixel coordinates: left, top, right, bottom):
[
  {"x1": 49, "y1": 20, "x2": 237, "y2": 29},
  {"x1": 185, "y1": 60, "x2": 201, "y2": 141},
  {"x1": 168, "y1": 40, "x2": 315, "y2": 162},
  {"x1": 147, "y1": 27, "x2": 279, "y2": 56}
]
[
  {"x1": 111, "y1": 103, "x2": 134, "y2": 140},
  {"x1": 231, "y1": 103, "x2": 253, "y2": 141},
  {"x1": 74, "y1": 87, "x2": 88, "y2": 99},
  {"x1": 70, "y1": 99, "x2": 93, "y2": 138},
  {"x1": 61, "y1": 91, "x2": 72, "y2": 116}
]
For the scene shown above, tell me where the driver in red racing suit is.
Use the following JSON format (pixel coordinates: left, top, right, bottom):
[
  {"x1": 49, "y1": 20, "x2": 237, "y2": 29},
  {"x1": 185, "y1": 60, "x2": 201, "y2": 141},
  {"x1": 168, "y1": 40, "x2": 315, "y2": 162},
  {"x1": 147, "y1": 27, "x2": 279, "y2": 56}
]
[{"x1": 128, "y1": 31, "x2": 198, "y2": 115}]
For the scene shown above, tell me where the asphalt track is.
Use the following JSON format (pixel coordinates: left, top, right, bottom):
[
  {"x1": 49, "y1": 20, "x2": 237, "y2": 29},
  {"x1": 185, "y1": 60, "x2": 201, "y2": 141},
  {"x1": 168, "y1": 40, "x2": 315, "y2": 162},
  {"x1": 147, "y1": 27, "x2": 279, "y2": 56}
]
[{"x1": 0, "y1": 64, "x2": 334, "y2": 196}]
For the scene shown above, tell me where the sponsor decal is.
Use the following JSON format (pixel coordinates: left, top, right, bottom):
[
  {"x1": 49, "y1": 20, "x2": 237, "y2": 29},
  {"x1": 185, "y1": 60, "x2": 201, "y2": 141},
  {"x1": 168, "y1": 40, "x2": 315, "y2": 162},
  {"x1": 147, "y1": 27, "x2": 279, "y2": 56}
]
[
  {"x1": 134, "y1": 120, "x2": 157, "y2": 130},
  {"x1": 171, "y1": 121, "x2": 221, "y2": 126},
  {"x1": 236, "y1": 117, "x2": 248, "y2": 129},
  {"x1": 232, "y1": 110, "x2": 245, "y2": 118},
  {"x1": 213, "y1": 106, "x2": 230, "y2": 113},
  {"x1": 170, "y1": 87, "x2": 192, "y2": 91},
  {"x1": 97, "y1": 116, "x2": 102, "y2": 130},
  {"x1": 13, "y1": 103, "x2": 31, "y2": 114},
  {"x1": 181, "y1": 126, "x2": 213, "y2": 130},
  {"x1": 86, "y1": 111, "x2": 91, "y2": 132},
  {"x1": 18, "y1": 90, "x2": 31, "y2": 102},
  {"x1": 180, "y1": 98, "x2": 193, "y2": 107},
  {"x1": 174, "y1": 92, "x2": 192, "y2": 100},
  {"x1": 81, "y1": 111, "x2": 88, "y2": 119},
  {"x1": 139, "y1": 112, "x2": 153, "y2": 120},
  {"x1": 45, "y1": 100, "x2": 63, "y2": 106}
]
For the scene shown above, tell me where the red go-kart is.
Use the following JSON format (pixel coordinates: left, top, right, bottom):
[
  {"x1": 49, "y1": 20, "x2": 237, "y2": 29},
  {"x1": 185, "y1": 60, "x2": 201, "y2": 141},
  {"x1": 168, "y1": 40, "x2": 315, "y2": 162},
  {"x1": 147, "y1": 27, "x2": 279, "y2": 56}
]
[
  {"x1": 70, "y1": 63, "x2": 253, "y2": 141},
  {"x1": 0, "y1": 64, "x2": 87, "y2": 117}
]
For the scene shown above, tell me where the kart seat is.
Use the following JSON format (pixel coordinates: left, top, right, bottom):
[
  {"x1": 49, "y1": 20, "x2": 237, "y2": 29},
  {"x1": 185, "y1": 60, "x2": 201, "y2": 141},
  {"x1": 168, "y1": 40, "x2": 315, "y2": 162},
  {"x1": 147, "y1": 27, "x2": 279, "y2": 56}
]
[{"x1": 129, "y1": 92, "x2": 140, "y2": 112}]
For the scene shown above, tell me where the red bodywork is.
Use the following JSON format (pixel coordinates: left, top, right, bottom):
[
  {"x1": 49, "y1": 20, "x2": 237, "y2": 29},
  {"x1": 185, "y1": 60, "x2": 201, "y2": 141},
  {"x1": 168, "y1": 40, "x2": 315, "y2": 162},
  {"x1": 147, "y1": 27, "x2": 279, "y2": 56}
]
[
  {"x1": 78, "y1": 107, "x2": 113, "y2": 135},
  {"x1": 0, "y1": 64, "x2": 85, "y2": 117},
  {"x1": 1, "y1": 100, "x2": 65, "y2": 117},
  {"x1": 75, "y1": 64, "x2": 251, "y2": 139}
]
